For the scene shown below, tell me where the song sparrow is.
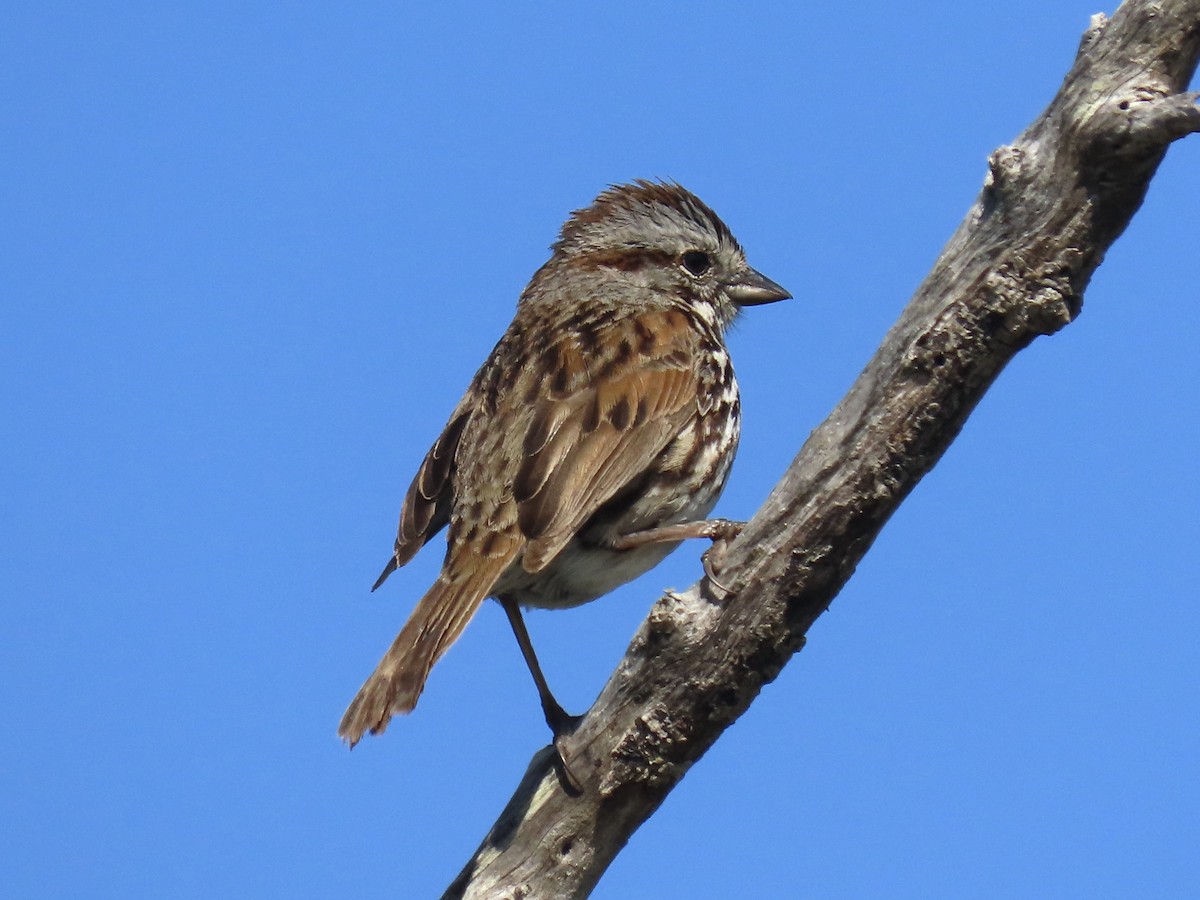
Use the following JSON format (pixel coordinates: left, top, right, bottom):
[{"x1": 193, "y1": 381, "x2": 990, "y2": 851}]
[{"x1": 339, "y1": 180, "x2": 788, "y2": 748}]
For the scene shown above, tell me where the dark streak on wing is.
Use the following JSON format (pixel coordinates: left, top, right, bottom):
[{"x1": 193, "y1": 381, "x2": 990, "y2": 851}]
[
  {"x1": 373, "y1": 408, "x2": 471, "y2": 591},
  {"x1": 511, "y1": 310, "x2": 701, "y2": 573}
]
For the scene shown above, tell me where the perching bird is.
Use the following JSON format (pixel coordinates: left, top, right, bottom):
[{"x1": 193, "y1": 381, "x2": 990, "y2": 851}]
[{"x1": 340, "y1": 180, "x2": 789, "y2": 749}]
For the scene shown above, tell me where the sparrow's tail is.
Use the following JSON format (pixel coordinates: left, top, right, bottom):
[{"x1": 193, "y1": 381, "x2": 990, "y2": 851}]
[{"x1": 338, "y1": 533, "x2": 521, "y2": 746}]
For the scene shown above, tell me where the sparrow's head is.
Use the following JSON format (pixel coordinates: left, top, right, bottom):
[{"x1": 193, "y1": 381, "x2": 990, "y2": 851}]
[{"x1": 553, "y1": 180, "x2": 790, "y2": 329}]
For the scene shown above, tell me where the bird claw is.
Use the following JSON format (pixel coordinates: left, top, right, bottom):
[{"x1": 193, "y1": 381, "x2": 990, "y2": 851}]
[
  {"x1": 702, "y1": 547, "x2": 732, "y2": 596},
  {"x1": 701, "y1": 524, "x2": 742, "y2": 597},
  {"x1": 548, "y1": 711, "x2": 585, "y2": 795}
]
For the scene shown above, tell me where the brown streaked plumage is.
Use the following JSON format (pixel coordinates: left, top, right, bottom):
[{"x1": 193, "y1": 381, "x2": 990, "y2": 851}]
[{"x1": 339, "y1": 180, "x2": 789, "y2": 749}]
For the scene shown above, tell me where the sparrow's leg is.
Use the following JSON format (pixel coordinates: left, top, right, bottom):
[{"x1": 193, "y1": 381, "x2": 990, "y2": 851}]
[
  {"x1": 608, "y1": 518, "x2": 745, "y2": 589},
  {"x1": 498, "y1": 596, "x2": 583, "y2": 791}
]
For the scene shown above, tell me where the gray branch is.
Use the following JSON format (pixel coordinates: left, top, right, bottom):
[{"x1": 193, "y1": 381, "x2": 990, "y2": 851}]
[{"x1": 446, "y1": 3, "x2": 1200, "y2": 897}]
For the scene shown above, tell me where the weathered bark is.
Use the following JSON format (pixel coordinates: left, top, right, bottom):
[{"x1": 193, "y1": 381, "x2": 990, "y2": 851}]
[{"x1": 446, "y1": 3, "x2": 1200, "y2": 897}]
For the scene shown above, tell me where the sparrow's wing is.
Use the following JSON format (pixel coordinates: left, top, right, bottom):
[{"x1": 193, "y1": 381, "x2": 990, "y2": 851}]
[
  {"x1": 372, "y1": 401, "x2": 471, "y2": 590},
  {"x1": 513, "y1": 307, "x2": 700, "y2": 573}
]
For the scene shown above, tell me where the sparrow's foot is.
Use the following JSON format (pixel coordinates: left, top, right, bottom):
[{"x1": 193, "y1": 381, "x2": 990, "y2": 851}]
[
  {"x1": 700, "y1": 520, "x2": 744, "y2": 597},
  {"x1": 546, "y1": 706, "x2": 585, "y2": 795}
]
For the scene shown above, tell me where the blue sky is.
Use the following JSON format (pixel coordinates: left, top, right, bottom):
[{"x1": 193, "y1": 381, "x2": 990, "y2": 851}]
[{"x1": 4, "y1": 3, "x2": 1197, "y2": 897}]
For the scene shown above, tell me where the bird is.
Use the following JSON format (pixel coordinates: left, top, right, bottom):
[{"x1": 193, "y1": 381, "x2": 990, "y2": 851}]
[{"x1": 339, "y1": 180, "x2": 789, "y2": 751}]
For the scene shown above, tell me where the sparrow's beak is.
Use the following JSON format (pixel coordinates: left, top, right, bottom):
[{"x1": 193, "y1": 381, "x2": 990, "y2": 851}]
[{"x1": 725, "y1": 266, "x2": 791, "y2": 306}]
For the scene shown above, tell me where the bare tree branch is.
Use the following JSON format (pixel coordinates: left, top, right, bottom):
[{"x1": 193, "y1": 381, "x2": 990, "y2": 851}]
[{"x1": 446, "y1": 3, "x2": 1200, "y2": 897}]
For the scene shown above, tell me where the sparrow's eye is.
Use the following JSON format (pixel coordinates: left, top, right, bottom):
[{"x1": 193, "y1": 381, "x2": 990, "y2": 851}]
[{"x1": 681, "y1": 250, "x2": 712, "y2": 277}]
